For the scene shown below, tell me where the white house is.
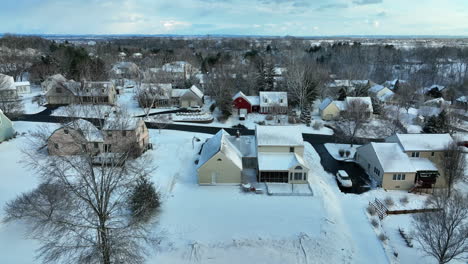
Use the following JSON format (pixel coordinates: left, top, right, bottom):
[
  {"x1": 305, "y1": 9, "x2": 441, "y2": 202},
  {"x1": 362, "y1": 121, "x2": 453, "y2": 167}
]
[
  {"x1": 259, "y1": 91, "x2": 288, "y2": 114},
  {"x1": 0, "y1": 74, "x2": 18, "y2": 100},
  {"x1": 255, "y1": 125, "x2": 309, "y2": 184},
  {"x1": 14, "y1": 81, "x2": 31, "y2": 94}
]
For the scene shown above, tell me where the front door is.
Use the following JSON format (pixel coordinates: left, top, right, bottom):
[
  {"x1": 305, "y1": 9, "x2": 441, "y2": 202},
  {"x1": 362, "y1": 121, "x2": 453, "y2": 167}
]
[{"x1": 211, "y1": 172, "x2": 218, "y2": 184}]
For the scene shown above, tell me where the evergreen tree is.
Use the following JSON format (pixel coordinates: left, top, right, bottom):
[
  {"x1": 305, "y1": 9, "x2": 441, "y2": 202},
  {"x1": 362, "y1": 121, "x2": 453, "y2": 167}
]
[
  {"x1": 264, "y1": 63, "x2": 275, "y2": 91},
  {"x1": 256, "y1": 67, "x2": 266, "y2": 91},
  {"x1": 338, "y1": 88, "x2": 347, "y2": 100},
  {"x1": 300, "y1": 105, "x2": 312, "y2": 125},
  {"x1": 371, "y1": 96, "x2": 382, "y2": 115},
  {"x1": 422, "y1": 110, "x2": 449, "y2": 133},
  {"x1": 129, "y1": 177, "x2": 160, "y2": 223}
]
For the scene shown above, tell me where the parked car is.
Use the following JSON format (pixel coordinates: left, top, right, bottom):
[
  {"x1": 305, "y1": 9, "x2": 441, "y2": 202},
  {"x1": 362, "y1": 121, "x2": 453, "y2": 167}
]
[{"x1": 336, "y1": 170, "x2": 352, "y2": 188}]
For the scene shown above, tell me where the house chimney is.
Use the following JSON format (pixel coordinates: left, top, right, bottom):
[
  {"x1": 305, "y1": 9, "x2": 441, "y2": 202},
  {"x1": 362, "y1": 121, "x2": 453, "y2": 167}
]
[{"x1": 236, "y1": 130, "x2": 240, "y2": 139}]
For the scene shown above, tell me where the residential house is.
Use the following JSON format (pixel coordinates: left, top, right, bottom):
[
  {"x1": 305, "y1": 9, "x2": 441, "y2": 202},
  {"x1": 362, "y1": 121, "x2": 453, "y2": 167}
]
[
  {"x1": 0, "y1": 74, "x2": 18, "y2": 100},
  {"x1": 139, "y1": 83, "x2": 173, "y2": 108},
  {"x1": 319, "y1": 97, "x2": 373, "y2": 120},
  {"x1": 455, "y1": 95, "x2": 467, "y2": 110},
  {"x1": 256, "y1": 126, "x2": 309, "y2": 184},
  {"x1": 326, "y1": 79, "x2": 373, "y2": 94},
  {"x1": 382, "y1": 79, "x2": 406, "y2": 91},
  {"x1": 259, "y1": 91, "x2": 288, "y2": 114},
  {"x1": 355, "y1": 133, "x2": 453, "y2": 190},
  {"x1": 147, "y1": 61, "x2": 199, "y2": 88},
  {"x1": 171, "y1": 85, "x2": 204, "y2": 108},
  {"x1": 102, "y1": 117, "x2": 150, "y2": 158},
  {"x1": 197, "y1": 129, "x2": 256, "y2": 185},
  {"x1": 232, "y1": 91, "x2": 260, "y2": 113},
  {"x1": 111, "y1": 62, "x2": 140, "y2": 80},
  {"x1": 14, "y1": 81, "x2": 31, "y2": 94},
  {"x1": 47, "y1": 119, "x2": 104, "y2": 156},
  {"x1": 368, "y1": 84, "x2": 394, "y2": 102},
  {"x1": 41, "y1": 74, "x2": 67, "y2": 93},
  {"x1": 45, "y1": 81, "x2": 117, "y2": 105},
  {"x1": 48, "y1": 117, "x2": 150, "y2": 159},
  {"x1": 0, "y1": 108, "x2": 15, "y2": 142}
]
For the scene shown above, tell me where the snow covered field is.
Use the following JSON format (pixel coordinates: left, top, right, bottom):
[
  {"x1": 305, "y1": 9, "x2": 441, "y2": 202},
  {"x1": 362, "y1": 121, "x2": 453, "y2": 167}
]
[{"x1": 2, "y1": 121, "x2": 462, "y2": 263}]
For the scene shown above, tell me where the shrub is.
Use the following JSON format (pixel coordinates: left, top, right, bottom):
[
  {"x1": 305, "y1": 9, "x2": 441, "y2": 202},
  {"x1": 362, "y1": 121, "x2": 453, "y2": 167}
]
[
  {"x1": 339, "y1": 149, "x2": 345, "y2": 157},
  {"x1": 265, "y1": 115, "x2": 274, "y2": 121},
  {"x1": 209, "y1": 103, "x2": 216, "y2": 112},
  {"x1": 384, "y1": 197, "x2": 395, "y2": 207},
  {"x1": 129, "y1": 177, "x2": 160, "y2": 223},
  {"x1": 256, "y1": 121, "x2": 266, "y2": 125},
  {"x1": 367, "y1": 205, "x2": 377, "y2": 216},
  {"x1": 400, "y1": 195, "x2": 409, "y2": 205},
  {"x1": 371, "y1": 218, "x2": 379, "y2": 228},
  {"x1": 378, "y1": 233, "x2": 387, "y2": 241},
  {"x1": 312, "y1": 121, "x2": 323, "y2": 130}
]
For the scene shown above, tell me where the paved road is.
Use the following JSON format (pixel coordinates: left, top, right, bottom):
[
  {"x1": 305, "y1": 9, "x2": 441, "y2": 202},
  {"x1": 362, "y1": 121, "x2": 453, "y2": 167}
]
[{"x1": 312, "y1": 144, "x2": 371, "y2": 194}]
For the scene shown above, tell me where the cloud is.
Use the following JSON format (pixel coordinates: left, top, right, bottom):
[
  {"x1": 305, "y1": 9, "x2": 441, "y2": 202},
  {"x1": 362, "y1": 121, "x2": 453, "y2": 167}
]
[
  {"x1": 376, "y1": 11, "x2": 386, "y2": 17},
  {"x1": 315, "y1": 3, "x2": 348, "y2": 11},
  {"x1": 353, "y1": 0, "x2": 383, "y2": 5},
  {"x1": 161, "y1": 20, "x2": 191, "y2": 31}
]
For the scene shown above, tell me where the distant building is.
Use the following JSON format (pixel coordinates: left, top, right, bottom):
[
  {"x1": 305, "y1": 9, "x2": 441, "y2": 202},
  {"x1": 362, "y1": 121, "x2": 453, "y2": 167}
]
[
  {"x1": 259, "y1": 91, "x2": 288, "y2": 114},
  {"x1": 45, "y1": 81, "x2": 117, "y2": 105},
  {"x1": 41, "y1": 74, "x2": 67, "y2": 93},
  {"x1": 0, "y1": 108, "x2": 15, "y2": 142}
]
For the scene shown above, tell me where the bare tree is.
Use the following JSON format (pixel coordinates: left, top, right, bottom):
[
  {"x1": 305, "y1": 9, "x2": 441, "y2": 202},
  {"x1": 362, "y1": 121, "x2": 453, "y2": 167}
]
[
  {"x1": 135, "y1": 83, "x2": 170, "y2": 119},
  {"x1": 412, "y1": 190, "x2": 468, "y2": 264},
  {"x1": 3, "y1": 116, "x2": 159, "y2": 264},
  {"x1": 442, "y1": 142, "x2": 467, "y2": 197},
  {"x1": 336, "y1": 100, "x2": 370, "y2": 146},
  {"x1": 151, "y1": 113, "x2": 172, "y2": 134}
]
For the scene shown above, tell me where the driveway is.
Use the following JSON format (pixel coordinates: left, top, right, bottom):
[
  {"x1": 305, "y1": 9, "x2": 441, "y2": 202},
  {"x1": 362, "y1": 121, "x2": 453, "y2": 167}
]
[{"x1": 312, "y1": 144, "x2": 371, "y2": 194}]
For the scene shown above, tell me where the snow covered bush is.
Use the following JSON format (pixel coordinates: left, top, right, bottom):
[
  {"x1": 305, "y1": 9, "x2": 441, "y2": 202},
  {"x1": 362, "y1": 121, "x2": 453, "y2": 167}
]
[
  {"x1": 378, "y1": 233, "x2": 387, "y2": 242},
  {"x1": 312, "y1": 120, "x2": 323, "y2": 130},
  {"x1": 265, "y1": 115, "x2": 274, "y2": 121},
  {"x1": 371, "y1": 218, "x2": 379, "y2": 228},
  {"x1": 129, "y1": 176, "x2": 161, "y2": 223},
  {"x1": 399, "y1": 196, "x2": 409, "y2": 205},
  {"x1": 384, "y1": 197, "x2": 395, "y2": 207}
]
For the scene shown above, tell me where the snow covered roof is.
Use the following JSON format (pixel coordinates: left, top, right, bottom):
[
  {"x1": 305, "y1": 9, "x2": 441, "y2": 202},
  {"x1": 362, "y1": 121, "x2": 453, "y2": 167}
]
[
  {"x1": 162, "y1": 61, "x2": 191, "y2": 73},
  {"x1": 328, "y1": 80, "x2": 369, "y2": 88},
  {"x1": 141, "y1": 83, "x2": 172, "y2": 99},
  {"x1": 345, "y1": 97, "x2": 373, "y2": 112},
  {"x1": 189, "y1": 85, "x2": 204, "y2": 99},
  {"x1": 424, "y1": 84, "x2": 445, "y2": 93},
  {"x1": 233, "y1": 91, "x2": 260, "y2": 106},
  {"x1": 259, "y1": 91, "x2": 288, "y2": 107},
  {"x1": 14, "y1": 81, "x2": 30, "y2": 86},
  {"x1": 409, "y1": 158, "x2": 438, "y2": 171},
  {"x1": 65, "y1": 119, "x2": 104, "y2": 142},
  {"x1": 369, "y1": 84, "x2": 385, "y2": 93},
  {"x1": 171, "y1": 89, "x2": 186, "y2": 98},
  {"x1": 226, "y1": 135, "x2": 257, "y2": 158},
  {"x1": 0, "y1": 74, "x2": 15, "y2": 90},
  {"x1": 256, "y1": 125, "x2": 303, "y2": 147},
  {"x1": 102, "y1": 117, "x2": 141, "y2": 131},
  {"x1": 319, "y1": 98, "x2": 333, "y2": 111},
  {"x1": 197, "y1": 129, "x2": 243, "y2": 169},
  {"x1": 387, "y1": 133, "x2": 453, "y2": 151},
  {"x1": 258, "y1": 152, "x2": 306, "y2": 171},
  {"x1": 370, "y1": 143, "x2": 416, "y2": 173},
  {"x1": 65, "y1": 81, "x2": 115, "y2": 96},
  {"x1": 456, "y1": 96, "x2": 467, "y2": 103}
]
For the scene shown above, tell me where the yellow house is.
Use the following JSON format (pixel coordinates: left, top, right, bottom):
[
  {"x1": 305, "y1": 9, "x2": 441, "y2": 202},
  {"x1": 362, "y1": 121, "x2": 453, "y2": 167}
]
[
  {"x1": 197, "y1": 129, "x2": 256, "y2": 185},
  {"x1": 368, "y1": 84, "x2": 394, "y2": 102},
  {"x1": 319, "y1": 98, "x2": 343, "y2": 120}
]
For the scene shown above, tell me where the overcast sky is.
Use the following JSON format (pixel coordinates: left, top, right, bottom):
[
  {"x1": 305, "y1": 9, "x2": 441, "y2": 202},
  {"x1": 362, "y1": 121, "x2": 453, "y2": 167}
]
[{"x1": 1, "y1": 0, "x2": 468, "y2": 36}]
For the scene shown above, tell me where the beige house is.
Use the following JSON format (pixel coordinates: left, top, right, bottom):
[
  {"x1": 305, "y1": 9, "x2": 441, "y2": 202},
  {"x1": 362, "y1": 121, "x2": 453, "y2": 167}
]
[
  {"x1": 41, "y1": 74, "x2": 67, "y2": 93},
  {"x1": 385, "y1": 133, "x2": 453, "y2": 188},
  {"x1": 0, "y1": 74, "x2": 18, "y2": 100},
  {"x1": 45, "y1": 81, "x2": 117, "y2": 105},
  {"x1": 255, "y1": 125, "x2": 309, "y2": 184},
  {"x1": 48, "y1": 117, "x2": 150, "y2": 159},
  {"x1": 355, "y1": 133, "x2": 453, "y2": 190},
  {"x1": 319, "y1": 97, "x2": 373, "y2": 120},
  {"x1": 197, "y1": 129, "x2": 256, "y2": 185},
  {"x1": 102, "y1": 117, "x2": 150, "y2": 158},
  {"x1": 171, "y1": 85, "x2": 204, "y2": 108},
  {"x1": 48, "y1": 119, "x2": 104, "y2": 156}
]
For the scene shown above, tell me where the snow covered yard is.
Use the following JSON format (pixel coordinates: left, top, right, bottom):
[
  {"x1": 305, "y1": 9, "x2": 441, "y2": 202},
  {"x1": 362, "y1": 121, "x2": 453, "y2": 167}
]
[
  {"x1": 324, "y1": 143, "x2": 361, "y2": 161},
  {"x1": 1, "y1": 123, "x2": 395, "y2": 263},
  {"x1": 19, "y1": 85, "x2": 46, "y2": 114}
]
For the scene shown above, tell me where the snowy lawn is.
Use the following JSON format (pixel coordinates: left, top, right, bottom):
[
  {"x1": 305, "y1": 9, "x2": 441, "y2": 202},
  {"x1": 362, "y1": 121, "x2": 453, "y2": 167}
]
[
  {"x1": 2, "y1": 123, "x2": 392, "y2": 263},
  {"x1": 19, "y1": 85, "x2": 46, "y2": 114},
  {"x1": 324, "y1": 143, "x2": 361, "y2": 161}
]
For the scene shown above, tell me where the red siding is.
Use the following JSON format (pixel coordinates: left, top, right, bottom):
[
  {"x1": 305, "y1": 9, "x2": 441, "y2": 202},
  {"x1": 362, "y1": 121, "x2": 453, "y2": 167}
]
[{"x1": 233, "y1": 97, "x2": 252, "y2": 113}]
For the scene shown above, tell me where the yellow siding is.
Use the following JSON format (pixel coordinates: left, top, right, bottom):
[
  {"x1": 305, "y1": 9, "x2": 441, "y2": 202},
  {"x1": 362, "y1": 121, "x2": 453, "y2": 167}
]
[
  {"x1": 197, "y1": 152, "x2": 242, "y2": 185},
  {"x1": 382, "y1": 172, "x2": 416, "y2": 190},
  {"x1": 320, "y1": 104, "x2": 340, "y2": 120}
]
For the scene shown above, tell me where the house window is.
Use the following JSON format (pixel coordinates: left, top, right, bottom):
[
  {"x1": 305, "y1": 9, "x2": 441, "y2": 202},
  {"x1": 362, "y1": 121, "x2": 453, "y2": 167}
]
[
  {"x1": 411, "y1": 152, "x2": 420, "y2": 157},
  {"x1": 122, "y1": 131, "x2": 127, "y2": 137},
  {"x1": 104, "y1": 144, "x2": 111, "y2": 152},
  {"x1": 392, "y1": 174, "x2": 406, "y2": 181},
  {"x1": 373, "y1": 167, "x2": 380, "y2": 176},
  {"x1": 217, "y1": 158, "x2": 222, "y2": 161},
  {"x1": 290, "y1": 147, "x2": 294, "y2": 153},
  {"x1": 54, "y1": 143, "x2": 59, "y2": 149},
  {"x1": 94, "y1": 142, "x2": 99, "y2": 148},
  {"x1": 107, "y1": 131, "x2": 112, "y2": 137},
  {"x1": 294, "y1": 172, "x2": 303, "y2": 181},
  {"x1": 64, "y1": 129, "x2": 69, "y2": 134},
  {"x1": 431, "y1": 152, "x2": 435, "y2": 156},
  {"x1": 56, "y1": 87, "x2": 62, "y2": 93}
]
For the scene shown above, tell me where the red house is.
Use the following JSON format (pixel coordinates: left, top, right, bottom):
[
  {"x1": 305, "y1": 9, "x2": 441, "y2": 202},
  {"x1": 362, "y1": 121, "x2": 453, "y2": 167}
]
[{"x1": 232, "y1": 91, "x2": 260, "y2": 113}]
